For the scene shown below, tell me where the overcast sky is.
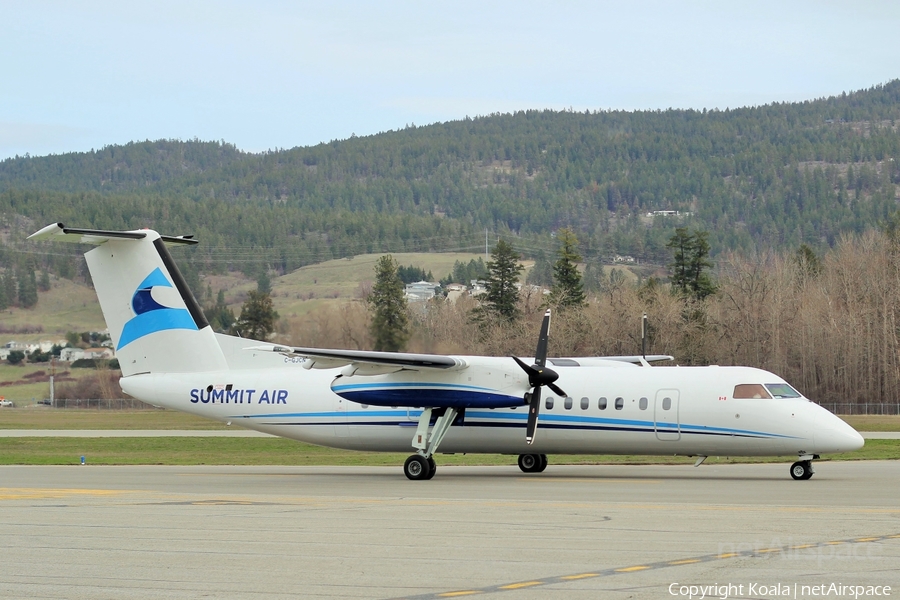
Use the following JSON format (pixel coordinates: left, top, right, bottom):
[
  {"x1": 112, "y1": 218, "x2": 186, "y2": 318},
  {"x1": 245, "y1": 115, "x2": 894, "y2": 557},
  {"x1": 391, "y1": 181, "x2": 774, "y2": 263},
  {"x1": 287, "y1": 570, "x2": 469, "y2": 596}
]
[{"x1": 2, "y1": 1, "x2": 898, "y2": 160}]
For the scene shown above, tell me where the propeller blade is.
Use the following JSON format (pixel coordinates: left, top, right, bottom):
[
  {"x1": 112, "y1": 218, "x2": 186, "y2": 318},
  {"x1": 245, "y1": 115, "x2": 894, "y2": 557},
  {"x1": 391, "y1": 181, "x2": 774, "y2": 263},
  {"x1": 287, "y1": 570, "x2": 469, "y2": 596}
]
[
  {"x1": 516, "y1": 309, "x2": 558, "y2": 445},
  {"x1": 534, "y1": 309, "x2": 551, "y2": 368},
  {"x1": 547, "y1": 382, "x2": 567, "y2": 397},
  {"x1": 511, "y1": 355, "x2": 540, "y2": 380},
  {"x1": 526, "y1": 386, "x2": 542, "y2": 444}
]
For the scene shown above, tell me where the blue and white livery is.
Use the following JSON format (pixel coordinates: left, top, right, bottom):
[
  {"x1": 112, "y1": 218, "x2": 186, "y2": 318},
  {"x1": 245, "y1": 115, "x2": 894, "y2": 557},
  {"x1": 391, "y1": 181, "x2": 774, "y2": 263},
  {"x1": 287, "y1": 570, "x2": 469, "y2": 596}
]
[{"x1": 28, "y1": 223, "x2": 865, "y2": 481}]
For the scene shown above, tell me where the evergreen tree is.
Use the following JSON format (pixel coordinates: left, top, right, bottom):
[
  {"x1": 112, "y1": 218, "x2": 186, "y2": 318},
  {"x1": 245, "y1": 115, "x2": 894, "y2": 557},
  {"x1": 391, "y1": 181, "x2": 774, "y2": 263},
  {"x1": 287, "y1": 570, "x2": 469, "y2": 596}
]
[
  {"x1": 397, "y1": 265, "x2": 429, "y2": 284},
  {"x1": 526, "y1": 251, "x2": 554, "y2": 286},
  {"x1": 794, "y1": 244, "x2": 823, "y2": 281},
  {"x1": 549, "y1": 228, "x2": 586, "y2": 308},
  {"x1": 207, "y1": 289, "x2": 236, "y2": 332},
  {"x1": 38, "y1": 269, "x2": 51, "y2": 292},
  {"x1": 16, "y1": 264, "x2": 38, "y2": 308},
  {"x1": 257, "y1": 271, "x2": 272, "y2": 294},
  {"x1": 0, "y1": 272, "x2": 7, "y2": 310},
  {"x1": 2, "y1": 270, "x2": 17, "y2": 308},
  {"x1": 481, "y1": 239, "x2": 524, "y2": 321},
  {"x1": 232, "y1": 290, "x2": 279, "y2": 341},
  {"x1": 667, "y1": 228, "x2": 716, "y2": 300},
  {"x1": 368, "y1": 255, "x2": 409, "y2": 352},
  {"x1": 668, "y1": 228, "x2": 691, "y2": 295}
]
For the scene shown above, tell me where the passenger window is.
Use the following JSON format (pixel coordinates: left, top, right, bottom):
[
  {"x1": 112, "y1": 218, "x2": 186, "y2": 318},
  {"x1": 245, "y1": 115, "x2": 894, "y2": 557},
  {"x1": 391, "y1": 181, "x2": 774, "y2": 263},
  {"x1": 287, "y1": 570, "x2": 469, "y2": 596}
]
[
  {"x1": 598, "y1": 397, "x2": 607, "y2": 410},
  {"x1": 733, "y1": 384, "x2": 772, "y2": 399},
  {"x1": 564, "y1": 397, "x2": 573, "y2": 410},
  {"x1": 545, "y1": 397, "x2": 554, "y2": 410},
  {"x1": 662, "y1": 397, "x2": 671, "y2": 410},
  {"x1": 615, "y1": 397, "x2": 624, "y2": 410},
  {"x1": 639, "y1": 397, "x2": 648, "y2": 410},
  {"x1": 580, "y1": 397, "x2": 589, "y2": 410}
]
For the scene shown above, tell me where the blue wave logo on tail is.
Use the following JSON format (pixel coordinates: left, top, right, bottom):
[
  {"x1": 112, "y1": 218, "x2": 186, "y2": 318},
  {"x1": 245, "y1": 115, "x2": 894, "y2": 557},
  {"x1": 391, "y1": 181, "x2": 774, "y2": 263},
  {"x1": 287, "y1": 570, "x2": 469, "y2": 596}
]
[{"x1": 118, "y1": 268, "x2": 198, "y2": 350}]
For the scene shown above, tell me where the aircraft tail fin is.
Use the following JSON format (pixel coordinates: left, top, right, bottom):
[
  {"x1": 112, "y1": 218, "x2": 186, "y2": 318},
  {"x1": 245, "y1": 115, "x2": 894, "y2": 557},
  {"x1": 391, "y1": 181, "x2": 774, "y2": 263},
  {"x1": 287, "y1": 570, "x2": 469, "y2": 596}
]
[{"x1": 29, "y1": 223, "x2": 228, "y2": 377}]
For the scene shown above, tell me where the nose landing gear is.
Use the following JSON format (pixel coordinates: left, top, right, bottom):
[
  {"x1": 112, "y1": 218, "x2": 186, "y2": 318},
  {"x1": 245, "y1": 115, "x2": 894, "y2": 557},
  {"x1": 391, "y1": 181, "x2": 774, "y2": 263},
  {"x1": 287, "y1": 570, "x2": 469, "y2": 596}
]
[{"x1": 789, "y1": 453, "x2": 819, "y2": 480}]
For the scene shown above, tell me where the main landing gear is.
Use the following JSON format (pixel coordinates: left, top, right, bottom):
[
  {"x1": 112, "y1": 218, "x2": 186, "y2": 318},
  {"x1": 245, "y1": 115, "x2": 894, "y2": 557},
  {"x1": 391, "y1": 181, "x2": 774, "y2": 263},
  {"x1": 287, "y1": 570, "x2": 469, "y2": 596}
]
[
  {"x1": 404, "y1": 455, "x2": 437, "y2": 480},
  {"x1": 790, "y1": 453, "x2": 819, "y2": 480},
  {"x1": 517, "y1": 453, "x2": 548, "y2": 473},
  {"x1": 403, "y1": 407, "x2": 458, "y2": 480}
]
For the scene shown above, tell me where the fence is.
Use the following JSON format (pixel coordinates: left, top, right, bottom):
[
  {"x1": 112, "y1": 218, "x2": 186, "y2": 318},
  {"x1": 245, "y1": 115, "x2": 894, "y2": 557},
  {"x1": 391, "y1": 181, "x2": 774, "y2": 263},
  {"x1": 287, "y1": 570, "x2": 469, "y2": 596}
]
[
  {"x1": 37, "y1": 398, "x2": 159, "y2": 410},
  {"x1": 815, "y1": 403, "x2": 900, "y2": 416}
]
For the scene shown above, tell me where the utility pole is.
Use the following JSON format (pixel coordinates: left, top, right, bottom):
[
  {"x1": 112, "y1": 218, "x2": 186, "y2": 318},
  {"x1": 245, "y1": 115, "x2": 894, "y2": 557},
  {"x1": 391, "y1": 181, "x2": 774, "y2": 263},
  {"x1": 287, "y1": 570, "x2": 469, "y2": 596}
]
[
  {"x1": 49, "y1": 356, "x2": 55, "y2": 407},
  {"x1": 641, "y1": 313, "x2": 648, "y2": 358}
]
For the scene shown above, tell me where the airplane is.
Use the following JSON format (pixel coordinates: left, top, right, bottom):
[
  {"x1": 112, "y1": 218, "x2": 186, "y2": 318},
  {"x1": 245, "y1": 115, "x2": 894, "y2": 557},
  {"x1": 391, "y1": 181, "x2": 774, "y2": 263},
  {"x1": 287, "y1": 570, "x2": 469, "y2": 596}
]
[{"x1": 28, "y1": 222, "x2": 865, "y2": 481}]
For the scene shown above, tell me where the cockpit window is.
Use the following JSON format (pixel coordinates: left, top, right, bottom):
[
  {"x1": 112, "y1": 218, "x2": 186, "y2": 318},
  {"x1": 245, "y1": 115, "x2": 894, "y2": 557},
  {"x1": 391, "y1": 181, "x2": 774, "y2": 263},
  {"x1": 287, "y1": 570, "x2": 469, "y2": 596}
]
[
  {"x1": 733, "y1": 384, "x2": 772, "y2": 399},
  {"x1": 764, "y1": 383, "x2": 801, "y2": 399}
]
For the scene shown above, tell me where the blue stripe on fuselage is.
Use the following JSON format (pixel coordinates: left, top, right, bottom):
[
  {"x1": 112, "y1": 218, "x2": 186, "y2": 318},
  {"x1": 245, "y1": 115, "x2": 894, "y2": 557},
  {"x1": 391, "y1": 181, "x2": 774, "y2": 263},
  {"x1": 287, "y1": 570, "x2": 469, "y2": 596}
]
[{"x1": 231, "y1": 409, "x2": 799, "y2": 439}]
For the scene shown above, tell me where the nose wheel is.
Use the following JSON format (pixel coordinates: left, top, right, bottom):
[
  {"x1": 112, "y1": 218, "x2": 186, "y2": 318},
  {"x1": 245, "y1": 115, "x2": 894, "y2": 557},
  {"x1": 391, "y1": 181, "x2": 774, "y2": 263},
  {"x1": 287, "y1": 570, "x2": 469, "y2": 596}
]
[{"x1": 790, "y1": 460, "x2": 814, "y2": 480}]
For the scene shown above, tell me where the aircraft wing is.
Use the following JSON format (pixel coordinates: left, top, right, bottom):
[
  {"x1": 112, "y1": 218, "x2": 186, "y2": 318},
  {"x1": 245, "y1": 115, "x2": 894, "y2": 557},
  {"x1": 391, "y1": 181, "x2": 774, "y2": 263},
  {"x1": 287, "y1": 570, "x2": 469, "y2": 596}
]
[{"x1": 247, "y1": 345, "x2": 467, "y2": 375}]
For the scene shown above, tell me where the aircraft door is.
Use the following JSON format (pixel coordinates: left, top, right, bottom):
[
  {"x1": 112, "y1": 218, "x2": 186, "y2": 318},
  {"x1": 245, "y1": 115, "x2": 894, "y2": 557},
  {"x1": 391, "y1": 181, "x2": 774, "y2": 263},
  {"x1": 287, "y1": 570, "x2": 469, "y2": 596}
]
[{"x1": 654, "y1": 390, "x2": 680, "y2": 441}]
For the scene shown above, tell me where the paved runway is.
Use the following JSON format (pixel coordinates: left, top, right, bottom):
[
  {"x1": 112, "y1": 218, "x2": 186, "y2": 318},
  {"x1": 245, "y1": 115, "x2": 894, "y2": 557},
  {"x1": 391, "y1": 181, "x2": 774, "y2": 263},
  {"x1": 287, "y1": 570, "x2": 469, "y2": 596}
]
[{"x1": 1, "y1": 462, "x2": 898, "y2": 599}]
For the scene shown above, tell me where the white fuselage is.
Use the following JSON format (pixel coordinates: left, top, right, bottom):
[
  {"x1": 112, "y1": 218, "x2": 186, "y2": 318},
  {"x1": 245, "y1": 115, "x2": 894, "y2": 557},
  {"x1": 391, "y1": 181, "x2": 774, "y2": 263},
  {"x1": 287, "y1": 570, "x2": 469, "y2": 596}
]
[{"x1": 120, "y1": 358, "x2": 864, "y2": 458}]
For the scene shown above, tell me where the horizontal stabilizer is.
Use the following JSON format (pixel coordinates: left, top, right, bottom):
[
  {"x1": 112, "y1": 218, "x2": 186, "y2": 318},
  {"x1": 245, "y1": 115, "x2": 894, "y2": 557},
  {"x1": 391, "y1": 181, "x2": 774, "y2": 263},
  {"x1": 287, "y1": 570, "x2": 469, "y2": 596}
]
[
  {"x1": 28, "y1": 222, "x2": 197, "y2": 246},
  {"x1": 29, "y1": 222, "x2": 224, "y2": 376}
]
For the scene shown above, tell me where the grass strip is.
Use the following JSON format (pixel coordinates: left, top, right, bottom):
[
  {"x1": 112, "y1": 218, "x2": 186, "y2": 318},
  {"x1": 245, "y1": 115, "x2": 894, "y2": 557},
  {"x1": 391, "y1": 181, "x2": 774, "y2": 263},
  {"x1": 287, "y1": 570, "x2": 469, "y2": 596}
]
[
  {"x1": 1, "y1": 438, "x2": 897, "y2": 466},
  {"x1": 0, "y1": 409, "x2": 229, "y2": 430}
]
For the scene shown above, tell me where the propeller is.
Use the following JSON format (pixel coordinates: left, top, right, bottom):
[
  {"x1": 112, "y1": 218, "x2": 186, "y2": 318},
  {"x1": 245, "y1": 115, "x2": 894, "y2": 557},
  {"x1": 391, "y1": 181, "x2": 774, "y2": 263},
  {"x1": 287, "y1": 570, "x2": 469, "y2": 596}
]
[{"x1": 512, "y1": 309, "x2": 567, "y2": 444}]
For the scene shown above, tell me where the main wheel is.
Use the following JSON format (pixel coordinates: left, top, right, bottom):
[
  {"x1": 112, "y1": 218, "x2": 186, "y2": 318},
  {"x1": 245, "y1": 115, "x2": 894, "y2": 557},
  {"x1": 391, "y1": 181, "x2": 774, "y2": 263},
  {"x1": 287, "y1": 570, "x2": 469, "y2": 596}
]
[
  {"x1": 404, "y1": 455, "x2": 432, "y2": 480},
  {"x1": 518, "y1": 453, "x2": 540, "y2": 473},
  {"x1": 537, "y1": 454, "x2": 548, "y2": 472},
  {"x1": 790, "y1": 460, "x2": 813, "y2": 480},
  {"x1": 426, "y1": 457, "x2": 437, "y2": 480}
]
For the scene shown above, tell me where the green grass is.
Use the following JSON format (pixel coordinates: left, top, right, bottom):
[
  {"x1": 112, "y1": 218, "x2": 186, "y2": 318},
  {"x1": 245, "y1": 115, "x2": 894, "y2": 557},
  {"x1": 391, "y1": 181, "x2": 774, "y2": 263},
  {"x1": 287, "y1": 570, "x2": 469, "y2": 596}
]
[
  {"x1": 0, "y1": 408, "x2": 228, "y2": 430},
  {"x1": 0, "y1": 437, "x2": 895, "y2": 466},
  {"x1": 840, "y1": 415, "x2": 900, "y2": 431}
]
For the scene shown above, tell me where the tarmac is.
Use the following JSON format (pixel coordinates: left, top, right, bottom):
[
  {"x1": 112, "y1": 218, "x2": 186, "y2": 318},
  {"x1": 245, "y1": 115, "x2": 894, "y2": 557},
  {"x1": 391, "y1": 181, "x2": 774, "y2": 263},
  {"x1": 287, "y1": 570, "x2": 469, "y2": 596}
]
[{"x1": 1, "y1": 461, "x2": 899, "y2": 599}]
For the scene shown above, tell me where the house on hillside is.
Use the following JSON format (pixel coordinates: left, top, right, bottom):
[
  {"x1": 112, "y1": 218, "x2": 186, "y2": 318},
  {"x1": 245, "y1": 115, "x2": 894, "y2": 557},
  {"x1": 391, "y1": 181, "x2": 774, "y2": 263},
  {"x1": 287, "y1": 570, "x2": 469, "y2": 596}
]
[
  {"x1": 59, "y1": 347, "x2": 115, "y2": 362},
  {"x1": 469, "y1": 280, "x2": 487, "y2": 296},
  {"x1": 405, "y1": 281, "x2": 441, "y2": 302}
]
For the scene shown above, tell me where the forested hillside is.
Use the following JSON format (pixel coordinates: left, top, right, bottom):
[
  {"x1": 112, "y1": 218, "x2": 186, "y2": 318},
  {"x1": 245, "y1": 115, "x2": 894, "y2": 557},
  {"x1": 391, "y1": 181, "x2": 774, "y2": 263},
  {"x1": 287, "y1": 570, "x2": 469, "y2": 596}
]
[
  {"x1": 2, "y1": 80, "x2": 900, "y2": 277},
  {"x1": 4, "y1": 82, "x2": 900, "y2": 407}
]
